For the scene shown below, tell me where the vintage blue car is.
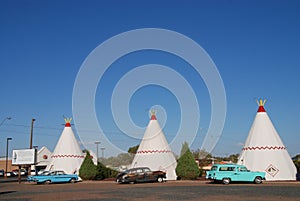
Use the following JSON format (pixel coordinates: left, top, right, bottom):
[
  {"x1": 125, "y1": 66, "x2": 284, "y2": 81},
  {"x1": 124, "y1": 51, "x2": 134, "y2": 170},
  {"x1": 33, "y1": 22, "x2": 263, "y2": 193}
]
[
  {"x1": 27, "y1": 170, "x2": 78, "y2": 184},
  {"x1": 206, "y1": 164, "x2": 266, "y2": 184}
]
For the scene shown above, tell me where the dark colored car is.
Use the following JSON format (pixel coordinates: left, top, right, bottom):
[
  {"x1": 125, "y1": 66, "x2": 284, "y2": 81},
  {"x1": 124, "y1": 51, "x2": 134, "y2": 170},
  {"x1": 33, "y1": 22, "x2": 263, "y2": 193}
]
[{"x1": 116, "y1": 167, "x2": 166, "y2": 184}]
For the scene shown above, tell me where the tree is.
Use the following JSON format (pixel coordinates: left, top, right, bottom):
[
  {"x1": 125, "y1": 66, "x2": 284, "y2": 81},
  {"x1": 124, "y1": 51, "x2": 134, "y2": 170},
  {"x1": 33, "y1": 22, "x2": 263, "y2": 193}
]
[
  {"x1": 101, "y1": 153, "x2": 134, "y2": 167},
  {"x1": 292, "y1": 154, "x2": 300, "y2": 172},
  {"x1": 128, "y1": 145, "x2": 139, "y2": 154},
  {"x1": 95, "y1": 162, "x2": 118, "y2": 180},
  {"x1": 192, "y1": 148, "x2": 211, "y2": 159},
  {"x1": 79, "y1": 151, "x2": 97, "y2": 180},
  {"x1": 179, "y1": 142, "x2": 189, "y2": 157},
  {"x1": 176, "y1": 142, "x2": 200, "y2": 180}
]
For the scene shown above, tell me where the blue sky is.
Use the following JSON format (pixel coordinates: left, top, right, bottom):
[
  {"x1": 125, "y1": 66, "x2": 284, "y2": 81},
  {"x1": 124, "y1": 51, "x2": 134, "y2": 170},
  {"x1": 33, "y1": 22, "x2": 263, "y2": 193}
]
[{"x1": 0, "y1": 0, "x2": 299, "y2": 158}]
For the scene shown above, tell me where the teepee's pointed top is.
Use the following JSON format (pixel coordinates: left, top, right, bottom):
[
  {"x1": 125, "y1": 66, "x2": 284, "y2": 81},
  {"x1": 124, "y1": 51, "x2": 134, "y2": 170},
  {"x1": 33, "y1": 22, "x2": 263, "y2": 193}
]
[
  {"x1": 64, "y1": 117, "x2": 72, "y2": 127},
  {"x1": 150, "y1": 109, "x2": 157, "y2": 120},
  {"x1": 256, "y1": 99, "x2": 266, "y2": 113}
]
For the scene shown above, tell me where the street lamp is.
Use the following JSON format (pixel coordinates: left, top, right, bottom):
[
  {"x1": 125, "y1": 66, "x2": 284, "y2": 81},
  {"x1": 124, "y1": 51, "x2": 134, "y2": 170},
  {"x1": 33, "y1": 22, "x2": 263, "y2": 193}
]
[
  {"x1": 94, "y1": 141, "x2": 100, "y2": 164},
  {"x1": 0, "y1": 117, "x2": 12, "y2": 127},
  {"x1": 5, "y1": 137, "x2": 12, "y2": 178}
]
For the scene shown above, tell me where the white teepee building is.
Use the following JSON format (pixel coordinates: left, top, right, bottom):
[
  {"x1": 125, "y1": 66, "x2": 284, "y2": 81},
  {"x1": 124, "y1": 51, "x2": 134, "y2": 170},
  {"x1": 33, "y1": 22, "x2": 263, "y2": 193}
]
[
  {"x1": 46, "y1": 118, "x2": 84, "y2": 174},
  {"x1": 237, "y1": 100, "x2": 297, "y2": 180},
  {"x1": 131, "y1": 111, "x2": 177, "y2": 180}
]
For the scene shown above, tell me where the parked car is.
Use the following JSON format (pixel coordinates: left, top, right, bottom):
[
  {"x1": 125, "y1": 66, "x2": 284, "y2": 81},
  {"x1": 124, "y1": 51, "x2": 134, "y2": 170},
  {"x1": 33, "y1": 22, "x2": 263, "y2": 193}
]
[
  {"x1": 206, "y1": 164, "x2": 266, "y2": 184},
  {"x1": 11, "y1": 169, "x2": 27, "y2": 176},
  {"x1": 5, "y1": 171, "x2": 17, "y2": 177},
  {"x1": 116, "y1": 167, "x2": 166, "y2": 184},
  {"x1": 27, "y1": 170, "x2": 78, "y2": 184},
  {"x1": 0, "y1": 169, "x2": 4, "y2": 177}
]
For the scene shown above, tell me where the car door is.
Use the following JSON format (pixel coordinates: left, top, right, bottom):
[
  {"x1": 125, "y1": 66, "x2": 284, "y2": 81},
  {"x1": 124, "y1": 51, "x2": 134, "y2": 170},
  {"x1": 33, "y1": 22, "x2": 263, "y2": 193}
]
[
  {"x1": 144, "y1": 168, "x2": 155, "y2": 181},
  {"x1": 55, "y1": 171, "x2": 69, "y2": 182},
  {"x1": 135, "y1": 168, "x2": 146, "y2": 182},
  {"x1": 232, "y1": 166, "x2": 252, "y2": 182},
  {"x1": 50, "y1": 171, "x2": 60, "y2": 183}
]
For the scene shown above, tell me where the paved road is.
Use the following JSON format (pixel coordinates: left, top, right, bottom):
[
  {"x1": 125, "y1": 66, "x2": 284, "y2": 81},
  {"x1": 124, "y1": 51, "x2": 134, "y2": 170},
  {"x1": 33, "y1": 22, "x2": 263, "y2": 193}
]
[{"x1": 0, "y1": 180, "x2": 299, "y2": 201}]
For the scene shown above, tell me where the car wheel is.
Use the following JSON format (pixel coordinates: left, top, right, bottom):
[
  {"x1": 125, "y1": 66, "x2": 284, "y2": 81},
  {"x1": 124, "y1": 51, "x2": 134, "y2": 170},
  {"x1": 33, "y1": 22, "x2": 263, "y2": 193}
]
[
  {"x1": 44, "y1": 180, "x2": 51, "y2": 184},
  {"x1": 222, "y1": 178, "x2": 230, "y2": 185},
  {"x1": 157, "y1": 177, "x2": 164, "y2": 183},
  {"x1": 254, "y1": 176, "x2": 262, "y2": 184},
  {"x1": 70, "y1": 178, "x2": 76, "y2": 183}
]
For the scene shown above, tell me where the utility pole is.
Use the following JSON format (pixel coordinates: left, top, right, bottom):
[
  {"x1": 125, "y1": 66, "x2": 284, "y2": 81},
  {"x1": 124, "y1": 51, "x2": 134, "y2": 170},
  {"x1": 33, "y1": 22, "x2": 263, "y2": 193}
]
[
  {"x1": 101, "y1": 147, "x2": 105, "y2": 160},
  {"x1": 29, "y1": 118, "x2": 36, "y2": 149},
  {"x1": 94, "y1": 141, "x2": 100, "y2": 164},
  {"x1": 28, "y1": 118, "x2": 35, "y2": 175}
]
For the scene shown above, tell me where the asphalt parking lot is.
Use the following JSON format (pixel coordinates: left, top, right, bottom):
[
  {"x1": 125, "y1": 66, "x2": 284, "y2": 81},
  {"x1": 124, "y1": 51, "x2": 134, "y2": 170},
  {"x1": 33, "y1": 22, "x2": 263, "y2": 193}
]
[{"x1": 0, "y1": 180, "x2": 300, "y2": 201}]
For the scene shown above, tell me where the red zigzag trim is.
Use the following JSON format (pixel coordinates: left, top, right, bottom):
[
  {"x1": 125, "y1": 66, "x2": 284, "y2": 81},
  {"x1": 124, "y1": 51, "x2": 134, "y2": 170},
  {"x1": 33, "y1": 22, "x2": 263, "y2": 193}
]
[
  {"x1": 137, "y1": 150, "x2": 172, "y2": 154},
  {"x1": 242, "y1": 146, "x2": 286, "y2": 151},
  {"x1": 51, "y1": 154, "x2": 85, "y2": 158}
]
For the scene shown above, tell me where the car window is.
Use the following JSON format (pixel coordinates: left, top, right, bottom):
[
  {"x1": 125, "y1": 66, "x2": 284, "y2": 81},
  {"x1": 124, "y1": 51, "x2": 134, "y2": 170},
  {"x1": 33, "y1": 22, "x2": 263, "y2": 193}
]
[
  {"x1": 211, "y1": 166, "x2": 218, "y2": 171},
  {"x1": 238, "y1": 167, "x2": 248, "y2": 172},
  {"x1": 219, "y1": 166, "x2": 235, "y2": 171},
  {"x1": 228, "y1": 167, "x2": 235, "y2": 171},
  {"x1": 143, "y1": 168, "x2": 151, "y2": 172}
]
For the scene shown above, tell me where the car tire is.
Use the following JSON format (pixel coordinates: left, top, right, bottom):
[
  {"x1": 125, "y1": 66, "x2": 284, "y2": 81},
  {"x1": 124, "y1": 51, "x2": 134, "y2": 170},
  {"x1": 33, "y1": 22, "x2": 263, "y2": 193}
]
[
  {"x1": 44, "y1": 180, "x2": 51, "y2": 184},
  {"x1": 222, "y1": 178, "x2": 230, "y2": 185},
  {"x1": 70, "y1": 178, "x2": 76, "y2": 183},
  {"x1": 157, "y1": 177, "x2": 164, "y2": 183},
  {"x1": 254, "y1": 176, "x2": 262, "y2": 184}
]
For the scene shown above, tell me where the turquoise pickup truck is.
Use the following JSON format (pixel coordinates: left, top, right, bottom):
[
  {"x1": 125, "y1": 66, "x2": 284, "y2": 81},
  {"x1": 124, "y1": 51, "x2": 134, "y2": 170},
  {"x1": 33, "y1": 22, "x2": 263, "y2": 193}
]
[{"x1": 206, "y1": 164, "x2": 266, "y2": 184}]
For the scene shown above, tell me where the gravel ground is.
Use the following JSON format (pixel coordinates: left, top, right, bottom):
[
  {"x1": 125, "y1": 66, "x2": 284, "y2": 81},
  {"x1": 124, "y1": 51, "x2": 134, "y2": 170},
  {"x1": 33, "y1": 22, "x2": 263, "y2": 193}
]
[{"x1": 0, "y1": 180, "x2": 299, "y2": 201}]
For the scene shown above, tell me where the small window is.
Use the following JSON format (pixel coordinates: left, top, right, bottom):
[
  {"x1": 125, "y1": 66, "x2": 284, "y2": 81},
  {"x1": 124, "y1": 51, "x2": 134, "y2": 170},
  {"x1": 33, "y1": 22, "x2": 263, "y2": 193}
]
[
  {"x1": 228, "y1": 167, "x2": 235, "y2": 171},
  {"x1": 219, "y1": 166, "x2": 235, "y2": 171},
  {"x1": 219, "y1": 167, "x2": 228, "y2": 171},
  {"x1": 143, "y1": 168, "x2": 151, "y2": 172},
  {"x1": 239, "y1": 167, "x2": 248, "y2": 172}
]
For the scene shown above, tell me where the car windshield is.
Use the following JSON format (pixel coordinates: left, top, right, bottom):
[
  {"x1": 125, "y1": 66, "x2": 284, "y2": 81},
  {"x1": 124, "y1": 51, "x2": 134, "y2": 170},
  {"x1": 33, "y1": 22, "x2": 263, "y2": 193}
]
[{"x1": 40, "y1": 171, "x2": 50, "y2": 175}]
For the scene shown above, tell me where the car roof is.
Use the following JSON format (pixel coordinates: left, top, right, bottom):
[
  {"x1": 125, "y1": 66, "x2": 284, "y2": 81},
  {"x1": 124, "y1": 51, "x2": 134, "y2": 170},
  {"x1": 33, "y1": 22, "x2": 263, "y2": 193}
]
[
  {"x1": 128, "y1": 167, "x2": 150, "y2": 171},
  {"x1": 212, "y1": 164, "x2": 246, "y2": 167}
]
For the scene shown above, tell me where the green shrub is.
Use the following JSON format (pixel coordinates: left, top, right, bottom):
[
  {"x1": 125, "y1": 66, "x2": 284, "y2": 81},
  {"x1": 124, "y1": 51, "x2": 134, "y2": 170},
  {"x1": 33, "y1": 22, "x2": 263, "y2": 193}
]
[
  {"x1": 79, "y1": 151, "x2": 97, "y2": 180},
  {"x1": 95, "y1": 162, "x2": 118, "y2": 180},
  {"x1": 176, "y1": 142, "x2": 200, "y2": 180}
]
